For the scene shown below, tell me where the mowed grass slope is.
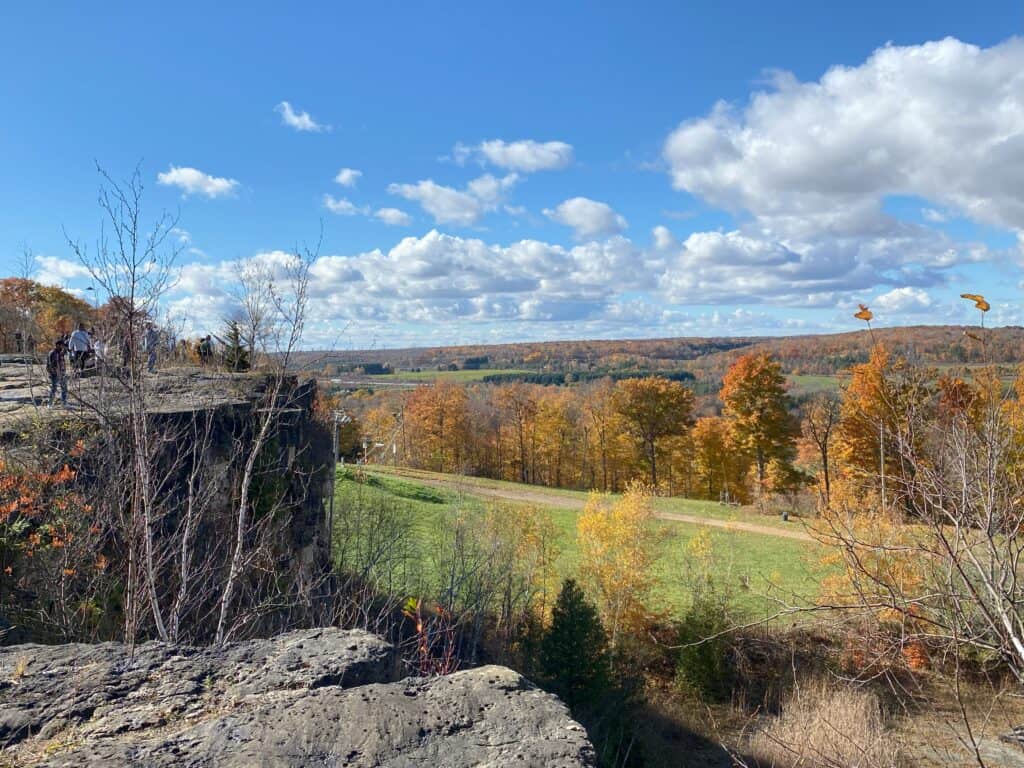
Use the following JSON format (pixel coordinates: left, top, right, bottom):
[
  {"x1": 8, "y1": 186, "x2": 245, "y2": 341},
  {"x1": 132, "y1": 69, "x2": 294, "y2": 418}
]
[{"x1": 333, "y1": 467, "x2": 828, "y2": 620}]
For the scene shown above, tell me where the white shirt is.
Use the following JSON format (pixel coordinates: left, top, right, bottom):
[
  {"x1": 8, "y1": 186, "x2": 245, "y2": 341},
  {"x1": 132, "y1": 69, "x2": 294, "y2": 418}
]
[{"x1": 68, "y1": 329, "x2": 92, "y2": 352}]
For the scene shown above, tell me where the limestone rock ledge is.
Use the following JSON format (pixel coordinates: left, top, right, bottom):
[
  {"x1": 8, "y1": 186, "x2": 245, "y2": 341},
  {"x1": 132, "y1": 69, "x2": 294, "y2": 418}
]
[{"x1": 0, "y1": 628, "x2": 596, "y2": 767}]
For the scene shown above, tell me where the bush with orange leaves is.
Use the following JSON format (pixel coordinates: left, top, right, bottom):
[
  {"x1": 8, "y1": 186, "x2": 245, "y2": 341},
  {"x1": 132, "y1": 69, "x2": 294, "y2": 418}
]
[
  {"x1": 0, "y1": 452, "x2": 115, "y2": 641},
  {"x1": 814, "y1": 479, "x2": 934, "y2": 673}
]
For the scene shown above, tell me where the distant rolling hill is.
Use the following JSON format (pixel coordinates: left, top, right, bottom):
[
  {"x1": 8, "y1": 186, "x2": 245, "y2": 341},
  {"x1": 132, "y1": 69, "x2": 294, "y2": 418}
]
[{"x1": 300, "y1": 325, "x2": 1024, "y2": 382}]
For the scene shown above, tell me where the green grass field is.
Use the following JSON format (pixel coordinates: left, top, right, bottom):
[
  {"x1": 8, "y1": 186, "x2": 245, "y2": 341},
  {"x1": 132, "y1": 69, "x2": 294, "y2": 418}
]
[
  {"x1": 332, "y1": 467, "x2": 828, "y2": 621},
  {"x1": 367, "y1": 464, "x2": 802, "y2": 531},
  {"x1": 787, "y1": 373, "x2": 843, "y2": 396},
  {"x1": 368, "y1": 368, "x2": 529, "y2": 382}
]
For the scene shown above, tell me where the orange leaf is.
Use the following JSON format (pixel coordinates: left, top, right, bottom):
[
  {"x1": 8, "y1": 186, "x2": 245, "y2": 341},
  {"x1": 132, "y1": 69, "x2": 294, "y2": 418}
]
[
  {"x1": 960, "y1": 293, "x2": 990, "y2": 312},
  {"x1": 854, "y1": 304, "x2": 873, "y2": 322}
]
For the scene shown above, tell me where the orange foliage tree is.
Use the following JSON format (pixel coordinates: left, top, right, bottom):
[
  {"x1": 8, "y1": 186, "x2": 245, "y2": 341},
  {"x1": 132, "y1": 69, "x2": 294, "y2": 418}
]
[
  {"x1": 833, "y1": 345, "x2": 932, "y2": 512},
  {"x1": 403, "y1": 381, "x2": 471, "y2": 473},
  {"x1": 0, "y1": 278, "x2": 94, "y2": 351},
  {"x1": 720, "y1": 352, "x2": 798, "y2": 497}
]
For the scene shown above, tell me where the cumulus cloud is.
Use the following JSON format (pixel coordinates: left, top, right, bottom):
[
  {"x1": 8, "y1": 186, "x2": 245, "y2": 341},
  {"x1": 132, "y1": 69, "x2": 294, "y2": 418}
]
[
  {"x1": 873, "y1": 287, "x2": 934, "y2": 314},
  {"x1": 374, "y1": 207, "x2": 412, "y2": 226},
  {"x1": 334, "y1": 167, "x2": 362, "y2": 187},
  {"x1": 652, "y1": 225, "x2": 678, "y2": 250},
  {"x1": 664, "y1": 37, "x2": 1024, "y2": 237},
  {"x1": 157, "y1": 166, "x2": 239, "y2": 198},
  {"x1": 34, "y1": 255, "x2": 91, "y2": 286},
  {"x1": 323, "y1": 194, "x2": 369, "y2": 216},
  {"x1": 165, "y1": 230, "x2": 666, "y2": 339},
  {"x1": 544, "y1": 197, "x2": 628, "y2": 239},
  {"x1": 657, "y1": 226, "x2": 974, "y2": 306},
  {"x1": 275, "y1": 101, "x2": 329, "y2": 132},
  {"x1": 388, "y1": 173, "x2": 518, "y2": 226},
  {"x1": 160, "y1": 220, "x2": 979, "y2": 346},
  {"x1": 454, "y1": 139, "x2": 574, "y2": 172},
  {"x1": 654, "y1": 37, "x2": 1024, "y2": 306}
]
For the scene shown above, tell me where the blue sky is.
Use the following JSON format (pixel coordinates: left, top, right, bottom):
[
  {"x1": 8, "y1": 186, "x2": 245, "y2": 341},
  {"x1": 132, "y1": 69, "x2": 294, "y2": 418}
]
[{"x1": 1, "y1": 1, "x2": 1022, "y2": 348}]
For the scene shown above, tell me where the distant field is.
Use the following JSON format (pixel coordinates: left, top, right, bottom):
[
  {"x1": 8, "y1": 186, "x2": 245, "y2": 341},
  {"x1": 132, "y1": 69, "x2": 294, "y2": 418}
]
[
  {"x1": 368, "y1": 368, "x2": 529, "y2": 382},
  {"x1": 333, "y1": 466, "x2": 828, "y2": 621},
  {"x1": 787, "y1": 373, "x2": 843, "y2": 395}
]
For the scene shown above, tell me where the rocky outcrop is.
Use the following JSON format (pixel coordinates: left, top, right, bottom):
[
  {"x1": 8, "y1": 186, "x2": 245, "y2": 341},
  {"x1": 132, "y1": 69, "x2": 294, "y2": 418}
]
[
  {"x1": 0, "y1": 628, "x2": 596, "y2": 767},
  {"x1": 0, "y1": 362, "x2": 333, "y2": 644}
]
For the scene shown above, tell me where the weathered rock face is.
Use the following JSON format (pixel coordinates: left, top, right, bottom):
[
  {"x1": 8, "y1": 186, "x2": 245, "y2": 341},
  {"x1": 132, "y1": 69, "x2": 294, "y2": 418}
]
[
  {"x1": 0, "y1": 628, "x2": 596, "y2": 767},
  {"x1": 0, "y1": 362, "x2": 333, "y2": 644}
]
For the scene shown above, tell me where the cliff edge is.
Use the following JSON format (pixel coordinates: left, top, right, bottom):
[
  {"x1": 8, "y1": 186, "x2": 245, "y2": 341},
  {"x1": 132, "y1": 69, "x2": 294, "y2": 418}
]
[{"x1": 0, "y1": 628, "x2": 596, "y2": 767}]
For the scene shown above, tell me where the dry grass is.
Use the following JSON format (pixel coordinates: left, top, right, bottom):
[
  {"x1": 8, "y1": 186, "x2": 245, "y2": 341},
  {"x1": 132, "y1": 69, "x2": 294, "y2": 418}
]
[
  {"x1": 10, "y1": 654, "x2": 29, "y2": 682},
  {"x1": 745, "y1": 679, "x2": 901, "y2": 767}
]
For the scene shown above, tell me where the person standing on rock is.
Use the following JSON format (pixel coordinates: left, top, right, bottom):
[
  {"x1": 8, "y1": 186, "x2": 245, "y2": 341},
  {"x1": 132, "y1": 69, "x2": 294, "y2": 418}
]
[
  {"x1": 46, "y1": 338, "x2": 68, "y2": 407},
  {"x1": 68, "y1": 323, "x2": 93, "y2": 373},
  {"x1": 198, "y1": 334, "x2": 213, "y2": 366}
]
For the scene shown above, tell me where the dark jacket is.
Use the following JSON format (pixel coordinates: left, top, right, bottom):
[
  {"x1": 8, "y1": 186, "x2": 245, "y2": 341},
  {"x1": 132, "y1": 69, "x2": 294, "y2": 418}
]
[{"x1": 46, "y1": 348, "x2": 66, "y2": 377}]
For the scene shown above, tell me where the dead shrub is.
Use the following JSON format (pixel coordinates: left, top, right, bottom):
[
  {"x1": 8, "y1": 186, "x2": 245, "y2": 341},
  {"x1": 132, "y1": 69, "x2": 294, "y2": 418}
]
[{"x1": 745, "y1": 679, "x2": 900, "y2": 767}]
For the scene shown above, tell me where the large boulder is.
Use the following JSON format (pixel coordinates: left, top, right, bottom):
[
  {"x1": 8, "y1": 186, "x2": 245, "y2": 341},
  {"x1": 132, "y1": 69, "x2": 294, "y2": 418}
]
[{"x1": 0, "y1": 628, "x2": 596, "y2": 767}]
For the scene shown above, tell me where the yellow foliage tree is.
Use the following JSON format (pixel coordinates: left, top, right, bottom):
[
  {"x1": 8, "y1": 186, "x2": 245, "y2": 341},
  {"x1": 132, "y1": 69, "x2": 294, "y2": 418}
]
[
  {"x1": 690, "y1": 416, "x2": 752, "y2": 504},
  {"x1": 613, "y1": 376, "x2": 695, "y2": 488},
  {"x1": 576, "y1": 482, "x2": 658, "y2": 650},
  {"x1": 580, "y1": 379, "x2": 635, "y2": 492}
]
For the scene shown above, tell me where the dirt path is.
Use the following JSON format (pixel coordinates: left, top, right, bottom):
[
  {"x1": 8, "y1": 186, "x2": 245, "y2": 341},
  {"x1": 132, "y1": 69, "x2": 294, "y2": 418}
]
[{"x1": 373, "y1": 466, "x2": 814, "y2": 543}]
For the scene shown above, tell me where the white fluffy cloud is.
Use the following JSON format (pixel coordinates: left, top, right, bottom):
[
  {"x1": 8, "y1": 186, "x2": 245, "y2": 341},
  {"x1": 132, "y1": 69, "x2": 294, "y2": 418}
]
[
  {"x1": 374, "y1": 207, "x2": 412, "y2": 226},
  {"x1": 873, "y1": 287, "x2": 934, "y2": 314},
  {"x1": 166, "y1": 230, "x2": 664, "y2": 337},
  {"x1": 275, "y1": 101, "x2": 329, "y2": 132},
  {"x1": 657, "y1": 227, "x2": 971, "y2": 306},
  {"x1": 664, "y1": 37, "x2": 1024, "y2": 237},
  {"x1": 334, "y1": 167, "x2": 362, "y2": 187},
  {"x1": 323, "y1": 194, "x2": 368, "y2": 216},
  {"x1": 454, "y1": 139, "x2": 574, "y2": 172},
  {"x1": 157, "y1": 166, "x2": 239, "y2": 198},
  {"x1": 544, "y1": 197, "x2": 628, "y2": 239},
  {"x1": 34, "y1": 255, "x2": 91, "y2": 286},
  {"x1": 388, "y1": 173, "x2": 518, "y2": 226},
  {"x1": 654, "y1": 36, "x2": 1024, "y2": 306}
]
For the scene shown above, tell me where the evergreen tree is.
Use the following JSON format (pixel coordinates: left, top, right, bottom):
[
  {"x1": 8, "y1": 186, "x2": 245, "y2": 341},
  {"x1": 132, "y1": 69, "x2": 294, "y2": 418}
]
[
  {"x1": 539, "y1": 578, "x2": 611, "y2": 710},
  {"x1": 222, "y1": 320, "x2": 250, "y2": 372}
]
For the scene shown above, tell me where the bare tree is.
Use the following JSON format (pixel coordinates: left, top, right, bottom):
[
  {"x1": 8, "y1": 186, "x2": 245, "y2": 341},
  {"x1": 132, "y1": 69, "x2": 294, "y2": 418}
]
[
  {"x1": 214, "y1": 243, "x2": 315, "y2": 644},
  {"x1": 65, "y1": 164, "x2": 182, "y2": 644},
  {"x1": 802, "y1": 392, "x2": 841, "y2": 508},
  {"x1": 813, "y1": 365, "x2": 1024, "y2": 766}
]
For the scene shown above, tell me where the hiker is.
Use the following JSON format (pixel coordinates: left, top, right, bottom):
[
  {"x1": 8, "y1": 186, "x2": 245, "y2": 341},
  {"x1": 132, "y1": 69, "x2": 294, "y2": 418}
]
[
  {"x1": 198, "y1": 335, "x2": 213, "y2": 365},
  {"x1": 68, "y1": 323, "x2": 93, "y2": 372},
  {"x1": 46, "y1": 338, "x2": 68, "y2": 407},
  {"x1": 144, "y1": 324, "x2": 160, "y2": 373}
]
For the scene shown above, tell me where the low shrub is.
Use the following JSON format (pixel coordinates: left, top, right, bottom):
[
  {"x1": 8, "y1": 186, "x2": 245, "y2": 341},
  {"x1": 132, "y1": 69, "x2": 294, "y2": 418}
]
[{"x1": 745, "y1": 679, "x2": 900, "y2": 767}]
